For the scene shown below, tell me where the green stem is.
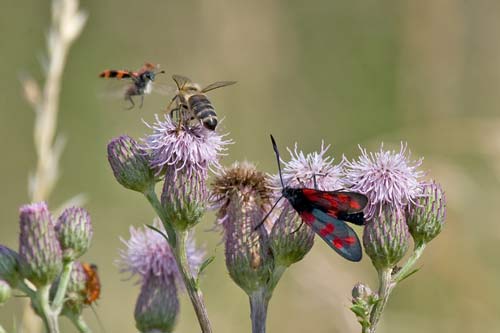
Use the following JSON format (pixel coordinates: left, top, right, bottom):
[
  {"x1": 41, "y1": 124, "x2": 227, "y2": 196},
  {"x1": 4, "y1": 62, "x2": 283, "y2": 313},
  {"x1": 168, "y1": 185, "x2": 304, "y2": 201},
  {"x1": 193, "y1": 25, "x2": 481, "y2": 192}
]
[
  {"x1": 368, "y1": 268, "x2": 393, "y2": 333},
  {"x1": 37, "y1": 285, "x2": 59, "y2": 333},
  {"x1": 68, "y1": 313, "x2": 92, "y2": 333},
  {"x1": 143, "y1": 186, "x2": 176, "y2": 248},
  {"x1": 268, "y1": 264, "x2": 287, "y2": 293},
  {"x1": 51, "y1": 260, "x2": 74, "y2": 313},
  {"x1": 249, "y1": 288, "x2": 270, "y2": 333},
  {"x1": 394, "y1": 242, "x2": 426, "y2": 283},
  {"x1": 174, "y1": 230, "x2": 212, "y2": 333}
]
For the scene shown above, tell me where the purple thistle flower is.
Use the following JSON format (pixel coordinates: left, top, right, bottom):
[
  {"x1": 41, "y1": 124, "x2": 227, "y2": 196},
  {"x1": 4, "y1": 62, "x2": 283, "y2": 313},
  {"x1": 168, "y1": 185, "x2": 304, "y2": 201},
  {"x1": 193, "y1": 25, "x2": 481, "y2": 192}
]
[
  {"x1": 142, "y1": 114, "x2": 230, "y2": 175},
  {"x1": 134, "y1": 273, "x2": 179, "y2": 333},
  {"x1": 267, "y1": 142, "x2": 344, "y2": 266},
  {"x1": 344, "y1": 143, "x2": 425, "y2": 221},
  {"x1": 18, "y1": 202, "x2": 62, "y2": 287},
  {"x1": 142, "y1": 115, "x2": 231, "y2": 229},
  {"x1": 55, "y1": 207, "x2": 93, "y2": 261},
  {"x1": 118, "y1": 220, "x2": 204, "y2": 288}
]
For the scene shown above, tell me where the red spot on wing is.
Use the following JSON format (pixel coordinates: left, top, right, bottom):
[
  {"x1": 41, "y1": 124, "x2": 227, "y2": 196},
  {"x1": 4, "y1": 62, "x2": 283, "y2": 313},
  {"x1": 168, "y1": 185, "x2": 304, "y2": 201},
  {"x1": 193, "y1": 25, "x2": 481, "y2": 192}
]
[
  {"x1": 349, "y1": 201, "x2": 361, "y2": 210},
  {"x1": 343, "y1": 236, "x2": 356, "y2": 245},
  {"x1": 332, "y1": 238, "x2": 343, "y2": 249},
  {"x1": 300, "y1": 211, "x2": 315, "y2": 225},
  {"x1": 319, "y1": 223, "x2": 335, "y2": 237}
]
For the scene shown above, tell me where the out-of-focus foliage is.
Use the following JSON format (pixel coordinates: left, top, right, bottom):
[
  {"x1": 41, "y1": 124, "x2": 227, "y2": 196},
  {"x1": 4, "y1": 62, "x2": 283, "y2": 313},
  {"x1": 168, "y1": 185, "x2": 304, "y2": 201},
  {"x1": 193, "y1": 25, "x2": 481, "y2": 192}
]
[{"x1": 1, "y1": 0, "x2": 499, "y2": 332}]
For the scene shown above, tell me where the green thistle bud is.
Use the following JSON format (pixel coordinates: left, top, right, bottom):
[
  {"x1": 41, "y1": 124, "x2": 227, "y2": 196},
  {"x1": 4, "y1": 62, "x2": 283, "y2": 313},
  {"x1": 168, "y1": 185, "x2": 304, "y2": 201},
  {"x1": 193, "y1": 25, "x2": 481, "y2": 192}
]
[
  {"x1": 135, "y1": 274, "x2": 179, "y2": 333},
  {"x1": 350, "y1": 282, "x2": 377, "y2": 330},
  {"x1": 0, "y1": 245, "x2": 20, "y2": 287},
  {"x1": 212, "y1": 162, "x2": 274, "y2": 295},
  {"x1": 363, "y1": 207, "x2": 410, "y2": 271},
  {"x1": 55, "y1": 207, "x2": 93, "y2": 261},
  {"x1": 107, "y1": 135, "x2": 156, "y2": 193},
  {"x1": 269, "y1": 205, "x2": 315, "y2": 267},
  {"x1": 18, "y1": 202, "x2": 62, "y2": 287},
  {"x1": 406, "y1": 181, "x2": 446, "y2": 245},
  {"x1": 0, "y1": 280, "x2": 12, "y2": 305}
]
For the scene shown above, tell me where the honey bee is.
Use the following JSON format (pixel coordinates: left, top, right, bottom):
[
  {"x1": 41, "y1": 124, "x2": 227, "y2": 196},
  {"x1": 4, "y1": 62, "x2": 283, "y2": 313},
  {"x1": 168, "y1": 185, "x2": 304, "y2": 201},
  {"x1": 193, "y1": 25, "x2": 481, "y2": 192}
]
[
  {"x1": 168, "y1": 75, "x2": 236, "y2": 130},
  {"x1": 81, "y1": 263, "x2": 101, "y2": 305},
  {"x1": 99, "y1": 62, "x2": 165, "y2": 109}
]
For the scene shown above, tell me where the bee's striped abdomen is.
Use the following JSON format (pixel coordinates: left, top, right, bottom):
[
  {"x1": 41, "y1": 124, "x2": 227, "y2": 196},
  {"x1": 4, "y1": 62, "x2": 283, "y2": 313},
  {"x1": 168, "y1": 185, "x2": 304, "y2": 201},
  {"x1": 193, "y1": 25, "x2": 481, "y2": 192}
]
[
  {"x1": 189, "y1": 94, "x2": 218, "y2": 130},
  {"x1": 99, "y1": 70, "x2": 131, "y2": 79}
]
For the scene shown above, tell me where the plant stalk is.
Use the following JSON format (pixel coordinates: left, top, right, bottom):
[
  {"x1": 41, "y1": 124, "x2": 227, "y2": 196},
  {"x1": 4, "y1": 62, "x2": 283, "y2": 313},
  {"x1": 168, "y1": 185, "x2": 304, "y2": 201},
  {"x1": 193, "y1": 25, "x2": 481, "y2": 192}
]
[
  {"x1": 68, "y1": 314, "x2": 92, "y2": 333},
  {"x1": 174, "y1": 230, "x2": 212, "y2": 333},
  {"x1": 143, "y1": 186, "x2": 176, "y2": 248},
  {"x1": 249, "y1": 288, "x2": 270, "y2": 333},
  {"x1": 51, "y1": 260, "x2": 74, "y2": 313},
  {"x1": 36, "y1": 285, "x2": 60, "y2": 333},
  {"x1": 368, "y1": 268, "x2": 393, "y2": 333}
]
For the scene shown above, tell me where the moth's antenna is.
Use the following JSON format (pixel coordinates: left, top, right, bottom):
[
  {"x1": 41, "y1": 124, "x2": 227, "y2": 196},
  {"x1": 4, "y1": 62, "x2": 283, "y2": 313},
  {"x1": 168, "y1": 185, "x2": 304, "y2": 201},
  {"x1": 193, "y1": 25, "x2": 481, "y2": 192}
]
[
  {"x1": 253, "y1": 195, "x2": 284, "y2": 230},
  {"x1": 270, "y1": 135, "x2": 285, "y2": 189}
]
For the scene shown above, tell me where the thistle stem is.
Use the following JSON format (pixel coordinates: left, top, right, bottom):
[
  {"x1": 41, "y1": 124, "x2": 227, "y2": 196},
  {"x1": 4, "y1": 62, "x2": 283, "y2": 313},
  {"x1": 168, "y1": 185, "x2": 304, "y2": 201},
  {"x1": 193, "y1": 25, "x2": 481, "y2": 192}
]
[
  {"x1": 143, "y1": 186, "x2": 176, "y2": 248},
  {"x1": 36, "y1": 285, "x2": 60, "y2": 333},
  {"x1": 366, "y1": 242, "x2": 427, "y2": 333},
  {"x1": 249, "y1": 288, "x2": 270, "y2": 333},
  {"x1": 51, "y1": 260, "x2": 74, "y2": 313},
  {"x1": 174, "y1": 230, "x2": 212, "y2": 333},
  {"x1": 68, "y1": 313, "x2": 92, "y2": 333}
]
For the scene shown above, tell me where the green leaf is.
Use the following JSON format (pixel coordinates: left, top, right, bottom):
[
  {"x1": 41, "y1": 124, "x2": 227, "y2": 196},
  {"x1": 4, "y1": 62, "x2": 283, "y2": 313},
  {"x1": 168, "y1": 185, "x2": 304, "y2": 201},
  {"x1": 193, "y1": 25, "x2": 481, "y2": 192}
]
[
  {"x1": 195, "y1": 255, "x2": 215, "y2": 288},
  {"x1": 146, "y1": 224, "x2": 169, "y2": 242},
  {"x1": 397, "y1": 267, "x2": 421, "y2": 283}
]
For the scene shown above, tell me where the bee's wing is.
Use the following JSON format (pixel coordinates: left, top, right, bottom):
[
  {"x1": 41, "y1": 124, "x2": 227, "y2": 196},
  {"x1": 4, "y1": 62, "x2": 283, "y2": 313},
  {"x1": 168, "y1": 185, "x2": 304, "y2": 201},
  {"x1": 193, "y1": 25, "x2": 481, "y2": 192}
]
[
  {"x1": 172, "y1": 74, "x2": 192, "y2": 89},
  {"x1": 201, "y1": 81, "x2": 237, "y2": 93}
]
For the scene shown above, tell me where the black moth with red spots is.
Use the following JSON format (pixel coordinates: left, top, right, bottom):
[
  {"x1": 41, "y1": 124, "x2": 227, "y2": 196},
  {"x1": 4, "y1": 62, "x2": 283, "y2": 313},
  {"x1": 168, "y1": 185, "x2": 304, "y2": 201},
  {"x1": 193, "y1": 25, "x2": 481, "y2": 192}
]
[{"x1": 264, "y1": 135, "x2": 368, "y2": 262}]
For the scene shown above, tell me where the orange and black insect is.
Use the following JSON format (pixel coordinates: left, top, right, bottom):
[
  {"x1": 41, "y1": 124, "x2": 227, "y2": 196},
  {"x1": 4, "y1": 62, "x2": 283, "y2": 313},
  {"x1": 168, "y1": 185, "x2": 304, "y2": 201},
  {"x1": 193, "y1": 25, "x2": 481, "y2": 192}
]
[
  {"x1": 99, "y1": 62, "x2": 165, "y2": 109},
  {"x1": 82, "y1": 263, "x2": 101, "y2": 305},
  {"x1": 168, "y1": 75, "x2": 236, "y2": 130}
]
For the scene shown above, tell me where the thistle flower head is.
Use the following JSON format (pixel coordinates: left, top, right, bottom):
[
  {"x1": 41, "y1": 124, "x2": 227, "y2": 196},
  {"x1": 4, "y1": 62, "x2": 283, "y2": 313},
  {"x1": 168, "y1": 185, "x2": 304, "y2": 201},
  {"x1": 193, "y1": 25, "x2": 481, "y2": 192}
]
[
  {"x1": 18, "y1": 202, "x2": 62, "y2": 287},
  {"x1": 118, "y1": 220, "x2": 204, "y2": 288},
  {"x1": 0, "y1": 245, "x2": 20, "y2": 287},
  {"x1": 0, "y1": 280, "x2": 11, "y2": 306},
  {"x1": 107, "y1": 135, "x2": 156, "y2": 193},
  {"x1": 142, "y1": 114, "x2": 230, "y2": 175},
  {"x1": 143, "y1": 115, "x2": 231, "y2": 230},
  {"x1": 134, "y1": 273, "x2": 179, "y2": 333},
  {"x1": 406, "y1": 181, "x2": 446, "y2": 245},
  {"x1": 267, "y1": 142, "x2": 344, "y2": 266},
  {"x1": 211, "y1": 162, "x2": 273, "y2": 295},
  {"x1": 55, "y1": 207, "x2": 93, "y2": 261},
  {"x1": 363, "y1": 208, "x2": 410, "y2": 271},
  {"x1": 344, "y1": 143, "x2": 424, "y2": 221}
]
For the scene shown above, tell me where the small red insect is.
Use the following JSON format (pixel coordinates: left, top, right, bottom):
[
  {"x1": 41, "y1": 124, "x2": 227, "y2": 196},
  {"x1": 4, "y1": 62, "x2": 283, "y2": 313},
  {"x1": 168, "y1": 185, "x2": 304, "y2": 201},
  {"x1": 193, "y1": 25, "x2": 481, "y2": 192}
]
[
  {"x1": 257, "y1": 135, "x2": 368, "y2": 261},
  {"x1": 81, "y1": 263, "x2": 101, "y2": 305},
  {"x1": 99, "y1": 62, "x2": 165, "y2": 109}
]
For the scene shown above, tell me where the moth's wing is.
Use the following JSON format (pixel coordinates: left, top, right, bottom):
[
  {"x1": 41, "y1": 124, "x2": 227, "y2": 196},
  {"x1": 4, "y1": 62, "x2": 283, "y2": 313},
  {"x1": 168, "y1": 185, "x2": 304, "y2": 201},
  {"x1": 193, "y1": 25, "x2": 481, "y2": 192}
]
[
  {"x1": 301, "y1": 189, "x2": 367, "y2": 225},
  {"x1": 301, "y1": 208, "x2": 362, "y2": 262},
  {"x1": 201, "y1": 81, "x2": 237, "y2": 93}
]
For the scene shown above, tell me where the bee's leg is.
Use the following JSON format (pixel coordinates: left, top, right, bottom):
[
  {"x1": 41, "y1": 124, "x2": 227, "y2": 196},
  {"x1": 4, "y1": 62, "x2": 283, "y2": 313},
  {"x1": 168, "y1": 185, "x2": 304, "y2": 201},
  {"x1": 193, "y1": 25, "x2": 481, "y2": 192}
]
[
  {"x1": 313, "y1": 173, "x2": 318, "y2": 190},
  {"x1": 291, "y1": 222, "x2": 304, "y2": 234}
]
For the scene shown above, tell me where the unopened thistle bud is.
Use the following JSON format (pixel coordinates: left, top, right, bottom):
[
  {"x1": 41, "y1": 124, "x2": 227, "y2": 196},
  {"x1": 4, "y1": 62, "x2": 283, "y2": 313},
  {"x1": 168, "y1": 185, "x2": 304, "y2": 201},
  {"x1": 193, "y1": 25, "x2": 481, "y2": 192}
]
[
  {"x1": 406, "y1": 181, "x2": 446, "y2": 245},
  {"x1": 0, "y1": 245, "x2": 20, "y2": 287},
  {"x1": 19, "y1": 202, "x2": 62, "y2": 287},
  {"x1": 135, "y1": 274, "x2": 179, "y2": 333},
  {"x1": 363, "y1": 208, "x2": 410, "y2": 271},
  {"x1": 51, "y1": 261, "x2": 88, "y2": 315},
  {"x1": 212, "y1": 162, "x2": 273, "y2": 295},
  {"x1": 142, "y1": 115, "x2": 230, "y2": 230},
  {"x1": 351, "y1": 283, "x2": 376, "y2": 330},
  {"x1": 55, "y1": 207, "x2": 93, "y2": 261},
  {"x1": 0, "y1": 280, "x2": 11, "y2": 305},
  {"x1": 107, "y1": 135, "x2": 156, "y2": 193}
]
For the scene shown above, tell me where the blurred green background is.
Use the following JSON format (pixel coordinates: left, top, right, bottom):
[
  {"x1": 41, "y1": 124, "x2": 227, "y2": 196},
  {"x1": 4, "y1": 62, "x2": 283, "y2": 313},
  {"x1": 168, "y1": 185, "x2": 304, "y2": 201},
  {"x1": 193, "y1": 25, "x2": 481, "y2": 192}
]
[{"x1": 1, "y1": 0, "x2": 499, "y2": 332}]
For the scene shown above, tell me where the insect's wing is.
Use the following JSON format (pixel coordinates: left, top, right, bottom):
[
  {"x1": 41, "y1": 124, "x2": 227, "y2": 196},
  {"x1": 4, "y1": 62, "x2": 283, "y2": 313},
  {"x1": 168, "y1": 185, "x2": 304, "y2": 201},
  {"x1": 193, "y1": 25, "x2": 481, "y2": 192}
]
[
  {"x1": 201, "y1": 81, "x2": 237, "y2": 93},
  {"x1": 301, "y1": 189, "x2": 367, "y2": 225},
  {"x1": 306, "y1": 208, "x2": 362, "y2": 261},
  {"x1": 172, "y1": 74, "x2": 192, "y2": 89}
]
